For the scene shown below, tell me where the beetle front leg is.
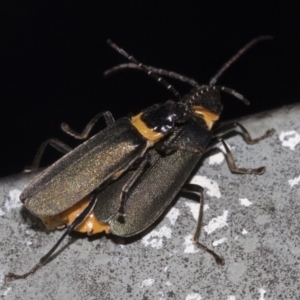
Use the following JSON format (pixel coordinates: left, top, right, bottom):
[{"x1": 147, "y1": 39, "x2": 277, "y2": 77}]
[
  {"x1": 181, "y1": 184, "x2": 224, "y2": 265},
  {"x1": 218, "y1": 138, "x2": 265, "y2": 174},
  {"x1": 25, "y1": 138, "x2": 73, "y2": 172},
  {"x1": 61, "y1": 111, "x2": 115, "y2": 140},
  {"x1": 213, "y1": 121, "x2": 275, "y2": 145},
  {"x1": 209, "y1": 122, "x2": 275, "y2": 174}
]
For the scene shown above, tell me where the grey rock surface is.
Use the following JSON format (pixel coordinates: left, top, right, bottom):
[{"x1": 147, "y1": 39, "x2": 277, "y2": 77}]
[{"x1": 1, "y1": 105, "x2": 300, "y2": 300}]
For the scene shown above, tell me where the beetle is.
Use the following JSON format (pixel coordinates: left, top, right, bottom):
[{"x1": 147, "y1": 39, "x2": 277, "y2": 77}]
[
  {"x1": 6, "y1": 36, "x2": 274, "y2": 280},
  {"x1": 93, "y1": 118, "x2": 273, "y2": 264}
]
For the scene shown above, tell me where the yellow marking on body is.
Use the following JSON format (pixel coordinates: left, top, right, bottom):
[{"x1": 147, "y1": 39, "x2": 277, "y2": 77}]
[
  {"x1": 131, "y1": 113, "x2": 164, "y2": 142},
  {"x1": 40, "y1": 195, "x2": 110, "y2": 235},
  {"x1": 193, "y1": 106, "x2": 220, "y2": 129},
  {"x1": 112, "y1": 169, "x2": 125, "y2": 180}
]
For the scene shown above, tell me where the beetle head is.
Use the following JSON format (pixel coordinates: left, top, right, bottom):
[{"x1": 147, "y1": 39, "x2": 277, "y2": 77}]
[{"x1": 183, "y1": 85, "x2": 223, "y2": 116}]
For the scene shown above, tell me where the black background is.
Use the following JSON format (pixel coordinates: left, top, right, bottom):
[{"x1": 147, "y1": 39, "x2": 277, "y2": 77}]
[{"x1": 1, "y1": 1, "x2": 299, "y2": 177}]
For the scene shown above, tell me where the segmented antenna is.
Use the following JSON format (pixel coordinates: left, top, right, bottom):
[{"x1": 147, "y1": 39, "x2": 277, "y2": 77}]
[
  {"x1": 107, "y1": 40, "x2": 181, "y2": 101},
  {"x1": 209, "y1": 36, "x2": 273, "y2": 86},
  {"x1": 104, "y1": 63, "x2": 200, "y2": 88},
  {"x1": 106, "y1": 36, "x2": 272, "y2": 106},
  {"x1": 213, "y1": 86, "x2": 250, "y2": 105}
]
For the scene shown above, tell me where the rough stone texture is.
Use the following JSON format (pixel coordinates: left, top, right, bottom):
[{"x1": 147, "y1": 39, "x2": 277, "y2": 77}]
[{"x1": 1, "y1": 104, "x2": 300, "y2": 300}]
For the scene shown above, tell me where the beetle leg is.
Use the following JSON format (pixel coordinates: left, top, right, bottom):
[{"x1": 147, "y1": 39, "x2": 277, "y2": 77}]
[
  {"x1": 212, "y1": 121, "x2": 275, "y2": 145},
  {"x1": 181, "y1": 184, "x2": 224, "y2": 266},
  {"x1": 61, "y1": 111, "x2": 115, "y2": 140},
  {"x1": 24, "y1": 138, "x2": 73, "y2": 172},
  {"x1": 218, "y1": 138, "x2": 266, "y2": 174},
  {"x1": 155, "y1": 140, "x2": 204, "y2": 156},
  {"x1": 6, "y1": 192, "x2": 98, "y2": 281},
  {"x1": 209, "y1": 36, "x2": 273, "y2": 86},
  {"x1": 117, "y1": 154, "x2": 150, "y2": 221},
  {"x1": 205, "y1": 123, "x2": 275, "y2": 174}
]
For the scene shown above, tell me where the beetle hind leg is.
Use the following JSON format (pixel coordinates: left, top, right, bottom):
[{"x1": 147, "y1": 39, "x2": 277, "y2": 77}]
[
  {"x1": 6, "y1": 192, "x2": 98, "y2": 281},
  {"x1": 61, "y1": 111, "x2": 115, "y2": 140},
  {"x1": 181, "y1": 184, "x2": 225, "y2": 266},
  {"x1": 24, "y1": 138, "x2": 72, "y2": 172}
]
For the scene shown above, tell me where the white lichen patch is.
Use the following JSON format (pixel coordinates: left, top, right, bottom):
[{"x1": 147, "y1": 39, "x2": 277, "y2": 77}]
[
  {"x1": 239, "y1": 198, "x2": 252, "y2": 207},
  {"x1": 242, "y1": 228, "x2": 248, "y2": 235},
  {"x1": 208, "y1": 143, "x2": 233, "y2": 165},
  {"x1": 141, "y1": 225, "x2": 172, "y2": 249},
  {"x1": 183, "y1": 235, "x2": 199, "y2": 254},
  {"x1": 184, "y1": 201, "x2": 209, "y2": 221},
  {"x1": 25, "y1": 240, "x2": 33, "y2": 246},
  {"x1": 186, "y1": 293, "x2": 202, "y2": 300},
  {"x1": 204, "y1": 210, "x2": 229, "y2": 235},
  {"x1": 212, "y1": 237, "x2": 227, "y2": 246},
  {"x1": 139, "y1": 278, "x2": 155, "y2": 288},
  {"x1": 1, "y1": 287, "x2": 12, "y2": 297},
  {"x1": 157, "y1": 291, "x2": 164, "y2": 299},
  {"x1": 279, "y1": 130, "x2": 300, "y2": 150},
  {"x1": 166, "y1": 207, "x2": 180, "y2": 225},
  {"x1": 288, "y1": 175, "x2": 300, "y2": 187},
  {"x1": 189, "y1": 175, "x2": 221, "y2": 198},
  {"x1": 5, "y1": 189, "x2": 22, "y2": 211},
  {"x1": 258, "y1": 288, "x2": 266, "y2": 300}
]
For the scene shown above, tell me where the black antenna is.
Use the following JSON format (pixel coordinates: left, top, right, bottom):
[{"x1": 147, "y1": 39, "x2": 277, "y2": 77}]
[
  {"x1": 106, "y1": 36, "x2": 273, "y2": 106},
  {"x1": 213, "y1": 86, "x2": 250, "y2": 105},
  {"x1": 209, "y1": 36, "x2": 273, "y2": 86},
  {"x1": 104, "y1": 63, "x2": 200, "y2": 88},
  {"x1": 107, "y1": 40, "x2": 181, "y2": 101}
]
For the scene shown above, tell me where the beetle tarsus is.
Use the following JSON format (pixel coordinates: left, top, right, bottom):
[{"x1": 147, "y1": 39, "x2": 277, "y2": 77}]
[
  {"x1": 193, "y1": 241, "x2": 225, "y2": 266},
  {"x1": 245, "y1": 166, "x2": 266, "y2": 175},
  {"x1": 5, "y1": 262, "x2": 43, "y2": 282}
]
